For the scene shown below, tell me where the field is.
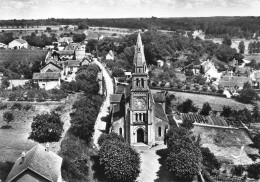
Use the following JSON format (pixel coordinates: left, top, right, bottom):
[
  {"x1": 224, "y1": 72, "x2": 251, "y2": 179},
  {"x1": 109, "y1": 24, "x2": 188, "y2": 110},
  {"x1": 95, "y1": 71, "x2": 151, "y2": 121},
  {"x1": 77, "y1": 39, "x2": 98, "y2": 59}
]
[
  {"x1": 151, "y1": 89, "x2": 252, "y2": 111},
  {"x1": 192, "y1": 126, "x2": 259, "y2": 165},
  {"x1": 0, "y1": 49, "x2": 47, "y2": 63},
  {"x1": 0, "y1": 94, "x2": 77, "y2": 164},
  {"x1": 243, "y1": 54, "x2": 260, "y2": 63}
]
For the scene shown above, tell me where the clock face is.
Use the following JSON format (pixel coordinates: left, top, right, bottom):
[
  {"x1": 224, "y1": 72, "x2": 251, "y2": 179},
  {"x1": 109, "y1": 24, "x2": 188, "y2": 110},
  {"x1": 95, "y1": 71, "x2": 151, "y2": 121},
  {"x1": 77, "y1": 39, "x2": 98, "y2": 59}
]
[{"x1": 134, "y1": 97, "x2": 146, "y2": 110}]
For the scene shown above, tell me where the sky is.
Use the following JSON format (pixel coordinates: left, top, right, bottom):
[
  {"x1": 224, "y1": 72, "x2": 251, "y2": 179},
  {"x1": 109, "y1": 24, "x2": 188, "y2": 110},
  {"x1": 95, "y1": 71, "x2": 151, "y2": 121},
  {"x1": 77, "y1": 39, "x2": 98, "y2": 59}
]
[{"x1": 0, "y1": 0, "x2": 260, "y2": 20}]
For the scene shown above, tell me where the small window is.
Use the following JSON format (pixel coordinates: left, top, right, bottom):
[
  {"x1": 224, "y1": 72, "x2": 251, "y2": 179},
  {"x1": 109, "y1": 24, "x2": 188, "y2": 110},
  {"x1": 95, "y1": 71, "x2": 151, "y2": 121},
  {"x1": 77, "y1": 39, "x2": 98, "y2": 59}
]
[
  {"x1": 119, "y1": 128, "x2": 122, "y2": 135},
  {"x1": 158, "y1": 127, "x2": 161, "y2": 137}
]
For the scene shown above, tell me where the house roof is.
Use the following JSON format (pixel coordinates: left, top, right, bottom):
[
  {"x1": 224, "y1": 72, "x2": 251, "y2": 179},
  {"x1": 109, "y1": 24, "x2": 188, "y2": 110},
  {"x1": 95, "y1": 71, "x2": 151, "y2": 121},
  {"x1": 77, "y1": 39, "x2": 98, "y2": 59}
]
[
  {"x1": 66, "y1": 60, "x2": 81, "y2": 67},
  {"x1": 58, "y1": 50, "x2": 74, "y2": 55},
  {"x1": 155, "y1": 103, "x2": 167, "y2": 121},
  {"x1": 112, "y1": 104, "x2": 124, "y2": 122},
  {"x1": 110, "y1": 94, "x2": 123, "y2": 103},
  {"x1": 219, "y1": 76, "x2": 249, "y2": 88},
  {"x1": 33, "y1": 72, "x2": 60, "y2": 80},
  {"x1": 58, "y1": 37, "x2": 73, "y2": 43},
  {"x1": 106, "y1": 50, "x2": 114, "y2": 57},
  {"x1": 5, "y1": 144, "x2": 62, "y2": 182},
  {"x1": 12, "y1": 39, "x2": 28, "y2": 44},
  {"x1": 41, "y1": 62, "x2": 62, "y2": 71}
]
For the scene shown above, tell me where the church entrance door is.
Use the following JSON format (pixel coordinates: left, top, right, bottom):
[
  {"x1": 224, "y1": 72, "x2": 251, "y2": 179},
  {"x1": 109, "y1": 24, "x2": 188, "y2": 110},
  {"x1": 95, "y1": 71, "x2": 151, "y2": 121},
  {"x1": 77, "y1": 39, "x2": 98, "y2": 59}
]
[{"x1": 137, "y1": 128, "x2": 144, "y2": 143}]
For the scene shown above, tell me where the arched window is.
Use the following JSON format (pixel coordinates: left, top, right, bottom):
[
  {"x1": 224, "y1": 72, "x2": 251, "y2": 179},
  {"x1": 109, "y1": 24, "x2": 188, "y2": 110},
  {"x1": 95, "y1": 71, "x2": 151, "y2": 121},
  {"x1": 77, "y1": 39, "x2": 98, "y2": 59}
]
[
  {"x1": 136, "y1": 78, "x2": 139, "y2": 87},
  {"x1": 119, "y1": 128, "x2": 122, "y2": 135},
  {"x1": 141, "y1": 78, "x2": 144, "y2": 87},
  {"x1": 139, "y1": 68, "x2": 141, "y2": 73},
  {"x1": 139, "y1": 113, "x2": 142, "y2": 121},
  {"x1": 158, "y1": 127, "x2": 161, "y2": 137},
  {"x1": 135, "y1": 113, "x2": 138, "y2": 121},
  {"x1": 143, "y1": 113, "x2": 146, "y2": 122}
]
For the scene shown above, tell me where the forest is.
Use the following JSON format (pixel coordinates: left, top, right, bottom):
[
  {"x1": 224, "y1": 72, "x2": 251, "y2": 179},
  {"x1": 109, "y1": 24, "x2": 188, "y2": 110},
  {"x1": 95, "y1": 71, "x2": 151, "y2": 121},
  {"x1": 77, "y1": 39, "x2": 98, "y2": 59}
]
[{"x1": 1, "y1": 17, "x2": 260, "y2": 38}]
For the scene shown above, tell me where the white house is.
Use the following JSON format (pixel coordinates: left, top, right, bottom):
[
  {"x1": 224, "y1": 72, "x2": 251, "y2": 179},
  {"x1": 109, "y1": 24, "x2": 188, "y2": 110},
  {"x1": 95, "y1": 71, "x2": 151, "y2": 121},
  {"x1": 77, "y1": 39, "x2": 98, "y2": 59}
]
[
  {"x1": 0, "y1": 42, "x2": 7, "y2": 49},
  {"x1": 157, "y1": 60, "x2": 164, "y2": 67},
  {"x1": 106, "y1": 50, "x2": 115, "y2": 60},
  {"x1": 63, "y1": 60, "x2": 81, "y2": 81},
  {"x1": 8, "y1": 39, "x2": 28, "y2": 49},
  {"x1": 33, "y1": 72, "x2": 61, "y2": 90}
]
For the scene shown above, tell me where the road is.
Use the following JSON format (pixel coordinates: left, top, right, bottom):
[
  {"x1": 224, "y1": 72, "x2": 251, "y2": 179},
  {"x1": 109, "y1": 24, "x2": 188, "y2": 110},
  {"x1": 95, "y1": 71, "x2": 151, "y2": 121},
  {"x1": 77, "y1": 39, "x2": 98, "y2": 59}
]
[{"x1": 93, "y1": 59, "x2": 114, "y2": 147}]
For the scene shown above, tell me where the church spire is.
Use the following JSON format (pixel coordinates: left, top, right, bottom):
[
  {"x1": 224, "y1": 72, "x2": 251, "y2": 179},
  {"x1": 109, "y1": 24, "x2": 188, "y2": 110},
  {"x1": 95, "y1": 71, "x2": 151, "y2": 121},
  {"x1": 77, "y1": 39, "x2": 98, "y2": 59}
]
[{"x1": 133, "y1": 30, "x2": 146, "y2": 69}]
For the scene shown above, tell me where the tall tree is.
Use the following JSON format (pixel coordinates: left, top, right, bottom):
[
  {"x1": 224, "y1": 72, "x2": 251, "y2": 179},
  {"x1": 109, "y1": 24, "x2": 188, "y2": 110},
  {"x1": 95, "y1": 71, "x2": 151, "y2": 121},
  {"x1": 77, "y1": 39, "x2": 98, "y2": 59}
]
[{"x1": 238, "y1": 41, "x2": 245, "y2": 54}]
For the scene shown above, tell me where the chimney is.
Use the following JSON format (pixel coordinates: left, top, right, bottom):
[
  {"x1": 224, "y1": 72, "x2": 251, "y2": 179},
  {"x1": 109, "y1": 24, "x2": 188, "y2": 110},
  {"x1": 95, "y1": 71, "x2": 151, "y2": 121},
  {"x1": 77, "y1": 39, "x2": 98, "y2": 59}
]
[
  {"x1": 46, "y1": 143, "x2": 49, "y2": 152},
  {"x1": 21, "y1": 152, "x2": 26, "y2": 163}
]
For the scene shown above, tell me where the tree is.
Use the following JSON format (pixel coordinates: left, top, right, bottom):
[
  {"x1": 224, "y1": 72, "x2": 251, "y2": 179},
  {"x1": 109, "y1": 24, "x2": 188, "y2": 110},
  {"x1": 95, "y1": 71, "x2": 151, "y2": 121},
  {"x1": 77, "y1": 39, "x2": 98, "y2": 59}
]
[
  {"x1": 77, "y1": 21, "x2": 89, "y2": 30},
  {"x1": 239, "y1": 82, "x2": 259, "y2": 103},
  {"x1": 3, "y1": 111, "x2": 14, "y2": 125},
  {"x1": 98, "y1": 132, "x2": 125, "y2": 147},
  {"x1": 181, "y1": 118, "x2": 194, "y2": 130},
  {"x1": 238, "y1": 41, "x2": 245, "y2": 54},
  {"x1": 177, "y1": 99, "x2": 198, "y2": 113},
  {"x1": 112, "y1": 67, "x2": 124, "y2": 77},
  {"x1": 29, "y1": 111, "x2": 63, "y2": 143},
  {"x1": 252, "y1": 103, "x2": 260, "y2": 122},
  {"x1": 72, "y1": 33, "x2": 86, "y2": 43},
  {"x1": 252, "y1": 134, "x2": 260, "y2": 148},
  {"x1": 200, "y1": 102, "x2": 212, "y2": 116},
  {"x1": 222, "y1": 35, "x2": 232, "y2": 46},
  {"x1": 99, "y1": 140, "x2": 140, "y2": 182},
  {"x1": 165, "y1": 127, "x2": 202, "y2": 180},
  {"x1": 201, "y1": 147, "x2": 220, "y2": 173},
  {"x1": 221, "y1": 106, "x2": 232, "y2": 117}
]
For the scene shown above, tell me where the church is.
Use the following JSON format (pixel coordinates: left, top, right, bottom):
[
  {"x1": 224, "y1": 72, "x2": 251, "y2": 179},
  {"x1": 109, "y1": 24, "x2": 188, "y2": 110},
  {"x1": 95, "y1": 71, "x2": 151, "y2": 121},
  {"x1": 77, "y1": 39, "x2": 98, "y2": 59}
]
[{"x1": 110, "y1": 32, "x2": 169, "y2": 147}]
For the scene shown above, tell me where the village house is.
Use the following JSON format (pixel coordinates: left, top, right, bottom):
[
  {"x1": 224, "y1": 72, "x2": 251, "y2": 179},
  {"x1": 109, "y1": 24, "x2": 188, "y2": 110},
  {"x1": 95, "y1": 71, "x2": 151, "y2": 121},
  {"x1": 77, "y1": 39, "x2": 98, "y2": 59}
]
[
  {"x1": 105, "y1": 50, "x2": 115, "y2": 60},
  {"x1": 8, "y1": 39, "x2": 28, "y2": 49},
  {"x1": 201, "y1": 60, "x2": 222, "y2": 82},
  {"x1": 33, "y1": 72, "x2": 61, "y2": 90},
  {"x1": 40, "y1": 62, "x2": 63, "y2": 73},
  {"x1": 5, "y1": 144, "x2": 63, "y2": 182},
  {"x1": 218, "y1": 75, "x2": 250, "y2": 90},
  {"x1": 0, "y1": 42, "x2": 7, "y2": 49},
  {"x1": 63, "y1": 60, "x2": 81, "y2": 81},
  {"x1": 58, "y1": 36, "x2": 73, "y2": 45},
  {"x1": 157, "y1": 60, "x2": 164, "y2": 67},
  {"x1": 58, "y1": 50, "x2": 75, "y2": 60}
]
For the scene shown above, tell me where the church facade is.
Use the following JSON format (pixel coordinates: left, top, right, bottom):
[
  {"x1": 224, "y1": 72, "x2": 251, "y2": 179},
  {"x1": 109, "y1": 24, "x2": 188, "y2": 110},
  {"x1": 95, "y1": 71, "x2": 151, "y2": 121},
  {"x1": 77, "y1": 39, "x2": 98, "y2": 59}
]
[{"x1": 110, "y1": 32, "x2": 168, "y2": 147}]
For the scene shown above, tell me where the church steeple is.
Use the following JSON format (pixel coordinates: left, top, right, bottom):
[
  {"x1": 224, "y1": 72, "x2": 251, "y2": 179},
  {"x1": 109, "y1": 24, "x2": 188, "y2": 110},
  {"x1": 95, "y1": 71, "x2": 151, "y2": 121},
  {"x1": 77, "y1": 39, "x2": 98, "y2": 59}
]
[{"x1": 133, "y1": 30, "x2": 147, "y2": 73}]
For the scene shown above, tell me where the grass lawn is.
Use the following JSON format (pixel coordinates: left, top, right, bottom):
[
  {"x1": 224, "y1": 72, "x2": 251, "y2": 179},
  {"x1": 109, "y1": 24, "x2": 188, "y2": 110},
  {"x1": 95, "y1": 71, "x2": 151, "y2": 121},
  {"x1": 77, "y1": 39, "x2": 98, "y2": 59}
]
[
  {"x1": 151, "y1": 89, "x2": 252, "y2": 111},
  {"x1": 0, "y1": 95, "x2": 77, "y2": 181},
  {"x1": 243, "y1": 54, "x2": 260, "y2": 63},
  {"x1": 192, "y1": 126, "x2": 259, "y2": 165}
]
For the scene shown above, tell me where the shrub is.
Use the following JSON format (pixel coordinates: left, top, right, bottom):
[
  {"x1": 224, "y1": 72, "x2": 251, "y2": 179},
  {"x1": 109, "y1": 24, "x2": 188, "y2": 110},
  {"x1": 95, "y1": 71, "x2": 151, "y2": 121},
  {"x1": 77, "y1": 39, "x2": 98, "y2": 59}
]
[
  {"x1": 11, "y1": 103, "x2": 22, "y2": 110},
  {"x1": 201, "y1": 147, "x2": 220, "y2": 173},
  {"x1": 152, "y1": 81, "x2": 158, "y2": 87},
  {"x1": 210, "y1": 85, "x2": 217, "y2": 92},
  {"x1": 160, "y1": 81, "x2": 166, "y2": 87},
  {"x1": 112, "y1": 67, "x2": 124, "y2": 77},
  {"x1": 0, "y1": 102, "x2": 8, "y2": 110},
  {"x1": 54, "y1": 105, "x2": 63, "y2": 112},
  {"x1": 3, "y1": 111, "x2": 14, "y2": 125},
  {"x1": 177, "y1": 82, "x2": 183, "y2": 89},
  {"x1": 200, "y1": 102, "x2": 212, "y2": 116},
  {"x1": 29, "y1": 111, "x2": 63, "y2": 143},
  {"x1": 23, "y1": 104, "x2": 33, "y2": 111},
  {"x1": 202, "y1": 85, "x2": 208, "y2": 91},
  {"x1": 252, "y1": 134, "x2": 260, "y2": 148},
  {"x1": 231, "y1": 165, "x2": 245, "y2": 176},
  {"x1": 186, "y1": 84, "x2": 191, "y2": 90},
  {"x1": 194, "y1": 84, "x2": 200, "y2": 91}
]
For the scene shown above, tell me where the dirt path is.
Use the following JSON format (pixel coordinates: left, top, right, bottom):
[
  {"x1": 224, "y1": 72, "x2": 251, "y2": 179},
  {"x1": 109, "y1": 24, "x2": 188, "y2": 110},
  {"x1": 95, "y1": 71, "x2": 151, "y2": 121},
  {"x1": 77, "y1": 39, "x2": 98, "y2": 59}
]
[
  {"x1": 93, "y1": 59, "x2": 114, "y2": 147},
  {"x1": 51, "y1": 94, "x2": 79, "y2": 153},
  {"x1": 137, "y1": 144, "x2": 167, "y2": 182}
]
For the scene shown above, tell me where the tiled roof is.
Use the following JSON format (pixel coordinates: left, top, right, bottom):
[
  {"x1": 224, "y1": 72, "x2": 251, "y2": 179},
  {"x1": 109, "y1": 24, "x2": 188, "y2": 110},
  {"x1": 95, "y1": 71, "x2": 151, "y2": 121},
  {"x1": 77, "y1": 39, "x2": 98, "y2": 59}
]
[
  {"x1": 112, "y1": 104, "x2": 124, "y2": 122},
  {"x1": 110, "y1": 94, "x2": 123, "y2": 103},
  {"x1": 219, "y1": 76, "x2": 249, "y2": 87},
  {"x1": 5, "y1": 144, "x2": 62, "y2": 182},
  {"x1": 58, "y1": 50, "x2": 74, "y2": 55},
  {"x1": 155, "y1": 103, "x2": 167, "y2": 121},
  {"x1": 66, "y1": 60, "x2": 81, "y2": 67},
  {"x1": 33, "y1": 72, "x2": 60, "y2": 80},
  {"x1": 41, "y1": 62, "x2": 62, "y2": 70},
  {"x1": 106, "y1": 50, "x2": 114, "y2": 57}
]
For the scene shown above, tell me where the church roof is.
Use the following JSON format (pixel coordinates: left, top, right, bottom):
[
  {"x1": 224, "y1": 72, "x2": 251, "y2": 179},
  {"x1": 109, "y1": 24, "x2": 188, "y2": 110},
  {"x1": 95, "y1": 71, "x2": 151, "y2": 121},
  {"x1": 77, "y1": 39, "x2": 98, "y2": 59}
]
[
  {"x1": 112, "y1": 104, "x2": 124, "y2": 122},
  {"x1": 133, "y1": 32, "x2": 146, "y2": 67},
  {"x1": 110, "y1": 94, "x2": 123, "y2": 103},
  {"x1": 155, "y1": 103, "x2": 167, "y2": 121}
]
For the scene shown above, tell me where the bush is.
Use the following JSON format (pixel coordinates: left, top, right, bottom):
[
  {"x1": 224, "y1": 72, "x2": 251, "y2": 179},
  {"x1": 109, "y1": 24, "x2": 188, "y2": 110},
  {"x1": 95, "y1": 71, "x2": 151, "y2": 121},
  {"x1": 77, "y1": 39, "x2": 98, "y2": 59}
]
[
  {"x1": 160, "y1": 81, "x2": 166, "y2": 87},
  {"x1": 177, "y1": 82, "x2": 183, "y2": 89},
  {"x1": 252, "y1": 134, "x2": 260, "y2": 148},
  {"x1": 0, "y1": 102, "x2": 8, "y2": 110},
  {"x1": 202, "y1": 85, "x2": 208, "y2": 91},
  {"x1": 3, "y1": 111, "x2": 14, "y2": 125},
  {"x1": 210, "y1": 85, "x2": 217, "y2": 92},
  {"x1": 194, "y1": 84, "x2": 200, "y2": 91},
  {"x1": 11, "y1": 103, "x2": 22, "y2": 110},
  {"x1": 152, "y1": 81, "x2": 158, "y2": 87},
  {"x1": 29, "y1": 111, "x2": 63, "y2": 143},
  {"x1": 23, "y1": 104, "x2": 33, "y2": 111},
  {"x1": 231, "y1": 165, "x2": 245, "y2": 176},
  {"x1": 112, "y1": 67, "x2": 125, "y2": 77},
  {"x1": 201, "y1": 147, "x2": 220, "y2": 173},
  {"x1": 186, "y1": 84, "x2": 191, "y2": 90}
]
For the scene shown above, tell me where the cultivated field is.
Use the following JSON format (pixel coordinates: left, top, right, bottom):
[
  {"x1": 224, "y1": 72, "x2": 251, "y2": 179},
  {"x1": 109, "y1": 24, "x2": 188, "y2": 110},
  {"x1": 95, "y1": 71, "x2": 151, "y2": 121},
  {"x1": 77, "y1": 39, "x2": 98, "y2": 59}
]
[
  {"x1": 192, "y1": 126, "x2": 259, "y2": 165},
  {"x1": 151, "y1": 89, "x2": 252, "y2": 111}
]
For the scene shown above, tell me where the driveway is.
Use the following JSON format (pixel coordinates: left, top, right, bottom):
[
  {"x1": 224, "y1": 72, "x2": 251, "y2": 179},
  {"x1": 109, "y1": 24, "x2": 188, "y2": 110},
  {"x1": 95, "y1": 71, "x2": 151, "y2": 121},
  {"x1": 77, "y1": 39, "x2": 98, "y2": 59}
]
[{"x1": 93, "y1": 59, "x2": 114, "y2": 147}]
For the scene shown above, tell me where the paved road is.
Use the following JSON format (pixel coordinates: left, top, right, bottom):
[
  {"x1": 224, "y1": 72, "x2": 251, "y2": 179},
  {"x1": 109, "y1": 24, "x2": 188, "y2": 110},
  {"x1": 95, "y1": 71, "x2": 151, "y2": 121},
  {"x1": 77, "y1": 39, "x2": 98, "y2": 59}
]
[{"x1": 93, "y1": 59, "x2": 114, "y2": 147}]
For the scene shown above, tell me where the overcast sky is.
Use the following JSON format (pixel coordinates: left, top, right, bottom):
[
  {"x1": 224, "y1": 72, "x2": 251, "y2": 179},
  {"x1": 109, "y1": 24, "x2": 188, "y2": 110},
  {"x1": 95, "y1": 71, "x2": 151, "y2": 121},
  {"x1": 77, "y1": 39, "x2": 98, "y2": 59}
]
[{"x1": 1, "y1": 0, "x2": 260, "y2": 20}]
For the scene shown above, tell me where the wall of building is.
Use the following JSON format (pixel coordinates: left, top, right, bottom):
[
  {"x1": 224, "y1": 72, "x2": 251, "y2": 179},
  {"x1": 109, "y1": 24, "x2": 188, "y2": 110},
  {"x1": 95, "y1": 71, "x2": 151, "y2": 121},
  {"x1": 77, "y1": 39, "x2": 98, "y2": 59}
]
[
  {"x1": 9, "y1": 41, "x2": 28, "y2": 49},
  {"x1": 154, "y1": 117, "x2": 168, "y2": 142},
  {"x1": 37, "y1": 80, "x2": 60, "y2": 90},
  {"x1": 8, "y1": 79, "x2": 30, "y2": 90}
]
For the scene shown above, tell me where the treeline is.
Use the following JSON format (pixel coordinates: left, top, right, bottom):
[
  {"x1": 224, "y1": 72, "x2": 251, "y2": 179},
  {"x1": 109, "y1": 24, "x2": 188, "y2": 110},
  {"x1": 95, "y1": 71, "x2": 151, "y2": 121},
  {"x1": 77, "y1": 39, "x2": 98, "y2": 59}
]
[
  {"x1": 90, "y1": 31, "x2": 237, "y2": 68},
  {"x1": 1, "y1": 17, "x2": 260, "y2": 38}
]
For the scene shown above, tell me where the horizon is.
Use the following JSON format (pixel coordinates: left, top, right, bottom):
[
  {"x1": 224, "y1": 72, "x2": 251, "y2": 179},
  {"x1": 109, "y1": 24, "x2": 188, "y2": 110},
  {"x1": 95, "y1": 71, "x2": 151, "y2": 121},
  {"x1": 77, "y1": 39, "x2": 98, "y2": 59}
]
[{"x1": 1, "y1": 0, "x2": 260, "y2": 20}]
